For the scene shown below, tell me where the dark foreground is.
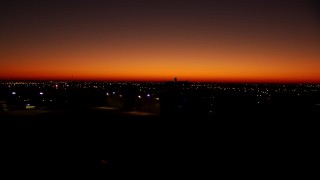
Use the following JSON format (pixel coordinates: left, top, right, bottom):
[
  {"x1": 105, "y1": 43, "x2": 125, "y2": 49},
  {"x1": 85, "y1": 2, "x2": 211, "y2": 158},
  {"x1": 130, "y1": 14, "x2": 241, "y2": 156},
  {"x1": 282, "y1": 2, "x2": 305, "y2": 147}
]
[{"x1": 0, "y1": 108, "x2": 317, "y2": 179}]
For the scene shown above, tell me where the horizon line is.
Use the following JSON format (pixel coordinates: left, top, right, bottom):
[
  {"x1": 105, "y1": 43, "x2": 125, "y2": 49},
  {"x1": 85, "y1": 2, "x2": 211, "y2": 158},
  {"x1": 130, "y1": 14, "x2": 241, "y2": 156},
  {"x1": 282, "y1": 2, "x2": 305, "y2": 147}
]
[{"x1": 0, "y1": 78, "x2": 319, "y2": 84}]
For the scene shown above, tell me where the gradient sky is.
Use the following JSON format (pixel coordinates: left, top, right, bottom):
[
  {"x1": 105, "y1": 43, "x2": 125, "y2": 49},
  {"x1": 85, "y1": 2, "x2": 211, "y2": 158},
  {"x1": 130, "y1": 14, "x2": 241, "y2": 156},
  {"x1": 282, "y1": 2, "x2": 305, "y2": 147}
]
[{"x1": 0, "y1": 0, "x2": 319, "y2": 82}]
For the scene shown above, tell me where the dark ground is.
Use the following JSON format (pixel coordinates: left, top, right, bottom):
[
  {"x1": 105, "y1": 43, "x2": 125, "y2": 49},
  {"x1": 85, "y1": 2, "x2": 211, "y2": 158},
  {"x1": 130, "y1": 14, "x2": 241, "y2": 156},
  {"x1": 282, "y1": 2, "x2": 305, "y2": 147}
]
[{"x1": 0, "y1": 108, "x2": 317, "y2": 179}]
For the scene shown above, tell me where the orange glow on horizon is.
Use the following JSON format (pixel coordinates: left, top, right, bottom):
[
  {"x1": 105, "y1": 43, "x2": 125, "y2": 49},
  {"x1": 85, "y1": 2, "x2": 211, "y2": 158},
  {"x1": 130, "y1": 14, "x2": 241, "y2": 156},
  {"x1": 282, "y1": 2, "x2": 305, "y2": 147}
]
[
  {"x1": 1, "y1": 0, "x2": 319, "y2": 83},
  {"x1": 1, "y1": 39, "x2": 320, "y2": 83}
]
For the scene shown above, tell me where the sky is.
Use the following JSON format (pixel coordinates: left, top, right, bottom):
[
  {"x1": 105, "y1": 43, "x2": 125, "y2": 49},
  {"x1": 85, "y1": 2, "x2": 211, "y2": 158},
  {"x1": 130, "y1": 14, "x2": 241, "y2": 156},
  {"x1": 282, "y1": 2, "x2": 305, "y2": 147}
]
[{"x1": 0, "y1": 0, "x2": 319, "y2": 83}]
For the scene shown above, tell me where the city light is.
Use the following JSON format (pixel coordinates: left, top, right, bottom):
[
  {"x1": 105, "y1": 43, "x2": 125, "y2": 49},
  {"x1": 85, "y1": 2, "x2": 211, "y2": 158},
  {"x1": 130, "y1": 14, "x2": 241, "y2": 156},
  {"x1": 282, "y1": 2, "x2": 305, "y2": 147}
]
[
  {"x1": 25, "y1": 104, "x2": 36, "y2": 109},
  {"x1": 1, "y1": 80, "x2": 319, "y2": 118}
]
